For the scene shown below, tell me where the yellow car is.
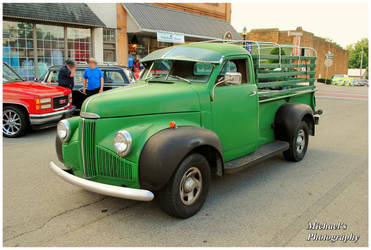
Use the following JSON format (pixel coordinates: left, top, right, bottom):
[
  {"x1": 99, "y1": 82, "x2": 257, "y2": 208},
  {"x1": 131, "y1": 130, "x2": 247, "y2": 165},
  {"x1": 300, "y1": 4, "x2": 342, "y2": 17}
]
[{"x1": 332, "y1": 75, "x2": 354, "y2": 86}]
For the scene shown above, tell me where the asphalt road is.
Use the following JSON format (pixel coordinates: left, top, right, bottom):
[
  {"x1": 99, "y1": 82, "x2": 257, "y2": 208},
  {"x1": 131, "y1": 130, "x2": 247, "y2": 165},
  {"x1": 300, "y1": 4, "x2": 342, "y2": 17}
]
[{"x1": 3, "y1": 83, "x2": 368, "y2": 247}]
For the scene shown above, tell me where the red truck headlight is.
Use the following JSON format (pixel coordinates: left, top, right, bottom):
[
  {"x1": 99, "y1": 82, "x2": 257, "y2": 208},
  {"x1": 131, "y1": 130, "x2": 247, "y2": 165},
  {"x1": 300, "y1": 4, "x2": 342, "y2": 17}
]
[{"x1": 36, "y1": 97, "x2": 52, "y2": 110}]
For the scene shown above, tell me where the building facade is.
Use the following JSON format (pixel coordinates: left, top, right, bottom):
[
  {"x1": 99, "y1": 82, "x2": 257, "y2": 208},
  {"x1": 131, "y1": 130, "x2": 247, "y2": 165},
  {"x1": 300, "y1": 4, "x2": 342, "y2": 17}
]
[
  {"x1": 3, "y1": 3, "x2": 107, "y2": 80},
  {"x1": 348, "y1": 69, "x2": 368, "y2": 80},
  {"x1": 116, "y1": 3, "x2": 238, "y2": 68},
  {"x1": 3, "y1": 3, "x2": 239, "y2": 79},
  {"x1": 245, "y1": 27, "x2": 349, "y2": 78}
]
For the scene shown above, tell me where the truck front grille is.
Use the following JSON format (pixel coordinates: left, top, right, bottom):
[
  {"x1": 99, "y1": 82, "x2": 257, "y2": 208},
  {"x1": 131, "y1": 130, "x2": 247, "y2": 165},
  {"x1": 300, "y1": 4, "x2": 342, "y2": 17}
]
[
  {"x1": 81, "y1": 119, "x2": 133, "y2": 180},
  {"x1": 82, "y1": 119, "x2": 97, "y2": 177},
  {"x1": 53, "y1": 95, "x2": 69, "y2": 109},
  {"x1": 96, "y1": 146, "x2": 133, "y2": 180}
]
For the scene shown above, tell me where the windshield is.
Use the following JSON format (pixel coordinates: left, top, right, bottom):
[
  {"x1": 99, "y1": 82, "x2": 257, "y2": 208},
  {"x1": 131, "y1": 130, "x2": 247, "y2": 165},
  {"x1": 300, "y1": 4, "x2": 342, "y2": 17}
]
[
  {"x1": 140, "y1": 60, "x2": 214, "y2": 83},
  {"x1": 3, "y1": 63, "x2": 23, "y2": 83}
]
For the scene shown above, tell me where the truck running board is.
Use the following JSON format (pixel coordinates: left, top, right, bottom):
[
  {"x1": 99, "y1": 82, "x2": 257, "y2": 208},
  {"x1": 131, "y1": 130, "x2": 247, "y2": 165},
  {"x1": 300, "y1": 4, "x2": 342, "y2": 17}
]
[{"x1": 224, "y1": 141, "x2": 289, "y2": 174}]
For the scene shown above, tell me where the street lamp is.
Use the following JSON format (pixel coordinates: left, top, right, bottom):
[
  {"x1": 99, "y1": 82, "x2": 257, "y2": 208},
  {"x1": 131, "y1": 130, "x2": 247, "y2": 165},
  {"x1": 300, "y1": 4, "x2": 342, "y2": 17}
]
[{"x1": 242, "y1": 26, "x2": 247, "y2": 41}]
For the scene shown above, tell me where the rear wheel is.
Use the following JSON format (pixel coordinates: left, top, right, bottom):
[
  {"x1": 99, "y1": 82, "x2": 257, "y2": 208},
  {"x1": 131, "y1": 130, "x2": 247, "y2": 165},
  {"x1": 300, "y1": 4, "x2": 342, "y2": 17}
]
[
  {"x1": 159, "y1": 153, "x2": 210, "y2": 218},
  {"x1": 283, "y1": 121, "x2": 309, "y2": 162},
  {"x1": 3, "y1": 106, "x2": 28, "y2": 138}
]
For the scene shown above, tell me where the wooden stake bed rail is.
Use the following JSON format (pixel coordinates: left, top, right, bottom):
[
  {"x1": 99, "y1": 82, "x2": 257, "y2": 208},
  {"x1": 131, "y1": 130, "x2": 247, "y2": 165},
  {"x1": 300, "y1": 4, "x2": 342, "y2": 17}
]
[{"x1": 199, "y1": 40, "x2": 318, "y2": 102}]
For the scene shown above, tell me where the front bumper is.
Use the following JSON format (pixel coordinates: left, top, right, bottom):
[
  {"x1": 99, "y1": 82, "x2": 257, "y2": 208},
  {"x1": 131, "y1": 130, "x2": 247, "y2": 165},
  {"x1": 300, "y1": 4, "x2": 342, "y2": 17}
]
[
  {"x1": 30, "y1": 106, "x2": 76, "y2": 126},
  {"x1": 49, "y1": 161, "x2": 154, "y2": 202}
]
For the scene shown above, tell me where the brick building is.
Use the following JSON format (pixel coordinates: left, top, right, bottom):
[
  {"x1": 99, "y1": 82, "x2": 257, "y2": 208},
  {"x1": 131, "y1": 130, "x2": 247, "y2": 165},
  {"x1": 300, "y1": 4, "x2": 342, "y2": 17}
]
[{"x1": 245, "y1": 27, "x2": 349, "y2": 78}]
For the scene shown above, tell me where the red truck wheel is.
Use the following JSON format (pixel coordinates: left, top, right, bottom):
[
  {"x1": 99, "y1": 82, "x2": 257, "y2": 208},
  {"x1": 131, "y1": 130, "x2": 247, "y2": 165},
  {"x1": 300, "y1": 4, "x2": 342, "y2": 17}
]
[{"x1": 3, "y1": 106, "x2": 28, "y2": 138}]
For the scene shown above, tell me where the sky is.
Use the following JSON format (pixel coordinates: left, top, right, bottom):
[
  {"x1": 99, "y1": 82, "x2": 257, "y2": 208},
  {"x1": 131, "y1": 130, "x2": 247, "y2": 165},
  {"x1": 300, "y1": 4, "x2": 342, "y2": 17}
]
[{"x1": 231, "y1": 2, "x2": 368, "y2": 48}]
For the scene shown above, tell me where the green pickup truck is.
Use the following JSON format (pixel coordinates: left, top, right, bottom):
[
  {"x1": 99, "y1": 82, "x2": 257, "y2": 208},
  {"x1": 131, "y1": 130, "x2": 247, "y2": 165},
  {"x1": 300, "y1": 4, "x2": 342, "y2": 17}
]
[{"x1": 51, "y1": 41, "x2": 322, "y2": 218}]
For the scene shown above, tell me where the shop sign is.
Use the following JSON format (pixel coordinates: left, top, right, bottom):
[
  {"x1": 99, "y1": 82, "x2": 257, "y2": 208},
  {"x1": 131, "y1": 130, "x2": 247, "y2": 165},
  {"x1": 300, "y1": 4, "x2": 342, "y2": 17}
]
[
  {"x1": 325, "y1": 52, "x2": 334, "y2": 59},
  {"x1": 157, "y1": 32, "x2": 185, "y2": 44},
  {"x1": 324, "y1": 58, "x2": 333, "y2": 67}
]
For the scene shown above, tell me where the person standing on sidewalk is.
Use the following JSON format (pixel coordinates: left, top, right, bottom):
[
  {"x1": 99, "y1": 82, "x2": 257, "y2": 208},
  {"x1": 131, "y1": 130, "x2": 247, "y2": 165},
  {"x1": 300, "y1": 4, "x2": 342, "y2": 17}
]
[
  {"x1": 58, "y1": 59, "x2": 76, "y2": 90},
  {"x1": 83, "y1": 58, "x2": 104, "y2": 96}
]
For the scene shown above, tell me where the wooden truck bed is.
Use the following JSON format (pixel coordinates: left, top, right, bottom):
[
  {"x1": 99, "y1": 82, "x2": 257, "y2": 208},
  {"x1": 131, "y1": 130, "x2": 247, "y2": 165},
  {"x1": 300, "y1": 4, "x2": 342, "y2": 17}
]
[{"x1": 248, "y1": 42, "x2": 317, "y2": 147}]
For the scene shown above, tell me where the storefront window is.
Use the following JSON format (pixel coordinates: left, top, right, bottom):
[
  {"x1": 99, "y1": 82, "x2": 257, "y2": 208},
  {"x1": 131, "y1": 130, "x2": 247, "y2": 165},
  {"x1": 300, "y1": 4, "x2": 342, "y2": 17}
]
[
  {"x1": 36, "y1": 24, "x2": 65, "y2": 77},
  {"x1": 103, "y1": 28, "x2": 116, "y2": 62},
  {"x1": 67, "y1": 27, "x2": 91, "y2": 63},
  {"x1": 3, "y1": 21, "x2": 35, "y2": 80}
]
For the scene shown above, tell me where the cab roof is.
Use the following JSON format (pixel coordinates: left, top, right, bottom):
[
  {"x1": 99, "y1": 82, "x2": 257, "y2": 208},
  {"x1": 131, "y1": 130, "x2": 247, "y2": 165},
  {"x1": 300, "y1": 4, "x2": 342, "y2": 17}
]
[{"x1": 141, "y1": 42, "x2": 249, "y2": 64}]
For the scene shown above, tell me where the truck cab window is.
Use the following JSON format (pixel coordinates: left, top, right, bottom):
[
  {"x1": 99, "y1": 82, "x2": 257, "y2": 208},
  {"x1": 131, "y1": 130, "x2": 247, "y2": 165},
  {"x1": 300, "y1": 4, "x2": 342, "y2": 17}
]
[
  {"x1": 46, "y1": 70, "x2": 59, "y2": 84},
  {"x1": 217, "y1": 59, "x2": 248, "y2": 85}
]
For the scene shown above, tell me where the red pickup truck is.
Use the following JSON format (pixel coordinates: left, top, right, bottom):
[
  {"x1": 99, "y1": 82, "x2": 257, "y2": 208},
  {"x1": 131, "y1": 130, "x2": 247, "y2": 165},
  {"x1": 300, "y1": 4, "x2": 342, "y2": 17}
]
[{"x1": 3, "y1": 63, "x2": 75, "y2": 138}]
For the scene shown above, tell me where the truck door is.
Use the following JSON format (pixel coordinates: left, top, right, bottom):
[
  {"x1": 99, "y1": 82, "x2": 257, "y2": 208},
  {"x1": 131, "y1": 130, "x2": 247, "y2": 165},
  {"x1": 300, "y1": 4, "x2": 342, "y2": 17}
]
[{"x1": 211, "y1": 58, "x2": 258, "y2": 161}]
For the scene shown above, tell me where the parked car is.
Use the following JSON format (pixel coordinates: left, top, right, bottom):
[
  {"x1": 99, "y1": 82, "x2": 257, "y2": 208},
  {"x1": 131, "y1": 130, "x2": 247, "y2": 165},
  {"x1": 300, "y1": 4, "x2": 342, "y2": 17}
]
[
  {"x1": 3, "y1": 63, "x2": 74, "y2": 138},
  {"x1": 51, "y1": 42, "x2": 322, "y2": 218},
  {"x1": 351, "y1": 79, "x2": 368, "y2": 86},
  {"x1": 332, "y1": 74, "x2": 353, "y2": 86},
  {"x1": 40, "y1": 64, "x2": 135, "y2": 110}
]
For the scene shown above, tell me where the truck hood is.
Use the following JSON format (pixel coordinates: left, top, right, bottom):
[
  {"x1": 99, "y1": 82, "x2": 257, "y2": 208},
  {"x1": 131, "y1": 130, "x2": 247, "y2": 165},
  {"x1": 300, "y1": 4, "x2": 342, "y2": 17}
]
[
  {"x1": 3, "y1": 81, "x2": 69, "y2": 97},
  {"x1": 82, "y1": 82, "x2": 201, "y2": 118}
]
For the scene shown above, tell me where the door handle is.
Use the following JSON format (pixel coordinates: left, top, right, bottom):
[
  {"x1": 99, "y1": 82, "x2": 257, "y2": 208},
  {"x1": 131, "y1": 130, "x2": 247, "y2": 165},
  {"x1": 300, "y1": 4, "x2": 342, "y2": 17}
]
[{"x1": 249, "y1": 90, "x2": 257, "y2": 96}]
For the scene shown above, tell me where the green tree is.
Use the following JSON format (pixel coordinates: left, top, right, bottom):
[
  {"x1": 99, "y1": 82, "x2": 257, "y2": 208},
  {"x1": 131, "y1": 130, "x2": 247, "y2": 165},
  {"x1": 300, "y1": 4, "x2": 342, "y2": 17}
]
[
  {"x1": 268, "y1": 47, "x2": 289, "y2": 64},
  {"x1": 347, "y1": 38, "x2": 368, "y2": 69}
]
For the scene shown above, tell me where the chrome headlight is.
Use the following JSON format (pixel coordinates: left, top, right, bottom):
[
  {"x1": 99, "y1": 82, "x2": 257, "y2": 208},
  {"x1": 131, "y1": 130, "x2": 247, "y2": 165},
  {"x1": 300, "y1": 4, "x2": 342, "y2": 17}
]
[
  {"x1": 114, "y1": 130, "x2": 132, "y2": 157},
  {"x1": 57, "y1": 119, "x2": 70, "y2": 142}
]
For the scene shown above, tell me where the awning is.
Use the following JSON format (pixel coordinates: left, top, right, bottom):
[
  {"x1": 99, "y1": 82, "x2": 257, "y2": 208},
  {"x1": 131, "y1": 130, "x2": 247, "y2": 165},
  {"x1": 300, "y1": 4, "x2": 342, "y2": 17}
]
[
  {"x1": 3, "y1": 3, "x2": 105, "y2": 28},
  {"x1": 123, "y1": 3, "x2": 241, "y2": 40}
]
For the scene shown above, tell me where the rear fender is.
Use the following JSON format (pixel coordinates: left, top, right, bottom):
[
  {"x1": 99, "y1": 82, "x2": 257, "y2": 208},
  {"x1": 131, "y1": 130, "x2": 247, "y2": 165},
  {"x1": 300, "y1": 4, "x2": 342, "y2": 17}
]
[{"x1": 274, "y1": 103, "x2": 315, "y2": 141}]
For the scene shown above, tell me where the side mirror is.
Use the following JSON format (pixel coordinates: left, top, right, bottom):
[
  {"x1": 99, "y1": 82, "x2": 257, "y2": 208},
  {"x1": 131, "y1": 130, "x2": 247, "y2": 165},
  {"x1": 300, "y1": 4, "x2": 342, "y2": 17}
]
[
  {"x1": 211, "y1": 72, "x2": 243, "y2": 101},
  {"x1": 33, "y1": 77, "x2": 38, "y2": 82},
  {"x1": 224, "y1": 72, "x2": 242, "y2": 85}
]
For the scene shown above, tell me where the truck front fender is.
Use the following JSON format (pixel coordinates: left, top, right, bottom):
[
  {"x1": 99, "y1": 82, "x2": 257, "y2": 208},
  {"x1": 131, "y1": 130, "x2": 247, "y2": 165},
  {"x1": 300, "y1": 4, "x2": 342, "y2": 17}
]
[
  {"x1": 139, "y1": 126, "x2": 223, "y2": 191},
  {"x1": 274, "y1": 102, "x2": 315, "y2": 141}
]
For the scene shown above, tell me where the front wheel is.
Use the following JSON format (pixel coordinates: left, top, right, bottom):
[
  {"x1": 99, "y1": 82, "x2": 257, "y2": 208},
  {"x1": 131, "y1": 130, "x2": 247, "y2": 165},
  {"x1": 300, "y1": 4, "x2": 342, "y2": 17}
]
[
  {"x1": 159, "y1": 153, "x2": 211, "y2": 218},
  {"x1": 3, "y1": 106, "x2": 28, "y2": 138},
  {"x1": 283, "y1": 121, "x2": 309, "y2": 162}
]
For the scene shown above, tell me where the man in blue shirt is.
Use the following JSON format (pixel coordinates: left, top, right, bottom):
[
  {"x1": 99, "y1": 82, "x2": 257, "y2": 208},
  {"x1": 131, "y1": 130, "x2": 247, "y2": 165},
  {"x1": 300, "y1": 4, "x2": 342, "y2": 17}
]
[
  {"x1": 83, "y1": 58, "x2": 104, "y2": 96},
  {"x1": 128, "y1": 54, "x2": 134, "y2": 70}
]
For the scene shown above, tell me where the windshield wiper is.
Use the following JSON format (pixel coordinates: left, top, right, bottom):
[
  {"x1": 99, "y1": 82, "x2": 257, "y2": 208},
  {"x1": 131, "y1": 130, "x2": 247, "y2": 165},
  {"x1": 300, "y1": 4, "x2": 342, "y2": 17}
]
[{"x1": 167, "y1": 74, "x2": 191, "y2": 83}]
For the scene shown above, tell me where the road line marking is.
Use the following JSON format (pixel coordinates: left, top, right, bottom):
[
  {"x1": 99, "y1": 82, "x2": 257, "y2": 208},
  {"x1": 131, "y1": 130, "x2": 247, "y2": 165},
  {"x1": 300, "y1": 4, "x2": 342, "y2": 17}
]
[
  {"x1": 317, "y1": 91, "x2": 368, "y2": 97},
  {"x1": 316, "y1": 96, "x2": 368, "y2": 101},
  {"x1": 316, "y1": 92, "x2": 368, "y2": 99}
]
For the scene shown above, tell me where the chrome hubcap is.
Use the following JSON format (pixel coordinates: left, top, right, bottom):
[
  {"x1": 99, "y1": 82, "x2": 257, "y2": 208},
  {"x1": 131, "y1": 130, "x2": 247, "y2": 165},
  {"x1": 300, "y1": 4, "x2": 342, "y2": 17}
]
[
  {"x1": 180, "y1": 167, "x2": 202, "y2": 206},
  {"x1": 3, "y1": 110, "x2": 21, "y2": 136},
  {"x1": 296, "y1": 129, "x2": 305, "y2": 153}
]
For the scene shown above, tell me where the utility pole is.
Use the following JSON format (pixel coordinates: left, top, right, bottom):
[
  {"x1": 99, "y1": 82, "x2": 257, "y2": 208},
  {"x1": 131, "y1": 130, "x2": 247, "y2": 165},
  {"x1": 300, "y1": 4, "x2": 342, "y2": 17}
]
[{"x1": 360, "y1": 46, "x2": 364, "y2": 79}]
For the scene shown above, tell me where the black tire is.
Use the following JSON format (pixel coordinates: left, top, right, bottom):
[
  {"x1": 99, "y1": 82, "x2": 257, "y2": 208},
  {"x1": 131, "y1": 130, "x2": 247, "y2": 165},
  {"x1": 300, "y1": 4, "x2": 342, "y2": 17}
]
[
  {"x1": 2, "y1": 106, "x2": 29, "y2": 138},
  {"x1": 159, "y1": 153, "x2": 211, "y2": 218},
  {"x1": 283, "y1": 121, "x2": 309, "y2": 162}
]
